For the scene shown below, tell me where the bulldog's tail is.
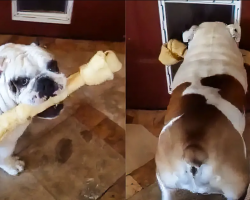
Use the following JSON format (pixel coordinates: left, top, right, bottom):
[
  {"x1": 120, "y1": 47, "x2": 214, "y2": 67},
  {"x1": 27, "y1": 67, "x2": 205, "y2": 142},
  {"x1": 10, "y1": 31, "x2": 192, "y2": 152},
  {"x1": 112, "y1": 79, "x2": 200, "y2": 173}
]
[{"x1": 183, "y1": 144, "x2": 208, "y2": 167}]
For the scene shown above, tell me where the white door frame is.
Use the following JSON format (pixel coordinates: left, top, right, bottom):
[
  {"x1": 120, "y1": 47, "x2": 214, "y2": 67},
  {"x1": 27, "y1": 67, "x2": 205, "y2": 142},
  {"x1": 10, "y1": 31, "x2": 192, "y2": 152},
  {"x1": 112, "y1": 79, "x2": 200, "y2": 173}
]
[
  {"x1": 158, "y1": 0, "x2": 242, "y2": 94},
  {"x1": 12, "y1": 0, "x2": 74, "y2": 24}
]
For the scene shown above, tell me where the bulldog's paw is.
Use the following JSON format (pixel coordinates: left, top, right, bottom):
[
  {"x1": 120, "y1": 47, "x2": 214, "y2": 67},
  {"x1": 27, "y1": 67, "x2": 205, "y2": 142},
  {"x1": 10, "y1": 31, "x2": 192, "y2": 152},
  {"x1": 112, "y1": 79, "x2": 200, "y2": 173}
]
[{"x1": 0, "y1": 156, "x2": 25, "y2": 176}]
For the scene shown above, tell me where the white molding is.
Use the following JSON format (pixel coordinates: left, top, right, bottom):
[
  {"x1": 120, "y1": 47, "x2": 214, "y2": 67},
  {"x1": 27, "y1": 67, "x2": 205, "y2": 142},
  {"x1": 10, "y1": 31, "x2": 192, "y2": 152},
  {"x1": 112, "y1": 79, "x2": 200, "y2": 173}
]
[
  {"x1": 12, "y1": 0, "x2": 74, "y2": 24},
  {"x1": 158, "y1": 0, "x2": 242, "y2": 94},
  {"x1": 158, "y1": 0, "x2": 173, "y2": 94}
]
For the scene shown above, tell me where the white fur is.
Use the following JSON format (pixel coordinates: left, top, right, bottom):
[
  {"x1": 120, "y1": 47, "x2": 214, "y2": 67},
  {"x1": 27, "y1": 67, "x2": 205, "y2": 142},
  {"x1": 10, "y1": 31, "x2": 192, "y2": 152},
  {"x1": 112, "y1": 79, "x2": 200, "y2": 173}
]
[
  {"x1": 159, "y1": 115, "x2": 183, "y2": 138},
  {"x1": 0, "y1": 43, "x2": 66, "y2": 175},
  {"x1": 157, "y1": 162, "x2": 222, "y2": 200},
  {"x1": 175, "y1": 22, "x2": 247, "y2": 93},
  {"x1": 158, "y1": 162, "x2": 240, "y2": 200},
  {"x1": 0, "y1": 43, "x2": 66, "y2": 106},
  {"x1": 157, "y1": 173, "x2": 173, "y2": 200}
]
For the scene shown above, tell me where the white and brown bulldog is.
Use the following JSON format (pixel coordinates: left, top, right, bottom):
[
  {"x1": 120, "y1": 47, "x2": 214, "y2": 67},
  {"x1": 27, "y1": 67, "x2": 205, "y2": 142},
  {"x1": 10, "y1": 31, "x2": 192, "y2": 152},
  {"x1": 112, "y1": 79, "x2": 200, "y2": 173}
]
[{"x1": 156, "y1": 22, "x2": 249, "y2": 200}]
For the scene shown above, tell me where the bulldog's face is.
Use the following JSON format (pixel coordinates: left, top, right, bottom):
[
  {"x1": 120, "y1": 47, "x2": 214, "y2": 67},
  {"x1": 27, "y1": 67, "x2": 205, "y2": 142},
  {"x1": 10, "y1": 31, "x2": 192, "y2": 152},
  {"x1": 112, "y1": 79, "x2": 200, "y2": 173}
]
[{"x1": 0, "y1": 43, "x2": 67, "y2": 119}]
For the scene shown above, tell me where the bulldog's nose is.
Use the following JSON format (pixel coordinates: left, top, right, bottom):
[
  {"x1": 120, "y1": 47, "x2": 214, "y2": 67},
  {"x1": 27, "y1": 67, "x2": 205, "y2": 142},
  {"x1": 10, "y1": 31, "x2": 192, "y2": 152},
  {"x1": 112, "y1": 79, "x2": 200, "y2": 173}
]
[{"x1": 37, "y1": 77, "x2": 58, "y2": 98}]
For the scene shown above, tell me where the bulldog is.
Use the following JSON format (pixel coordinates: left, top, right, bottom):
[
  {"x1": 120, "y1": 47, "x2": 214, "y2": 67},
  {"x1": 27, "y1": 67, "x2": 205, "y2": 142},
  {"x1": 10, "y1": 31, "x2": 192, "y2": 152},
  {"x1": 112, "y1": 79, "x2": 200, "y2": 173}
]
[
  {"x1": 156, "y1": 22, "x2": 249, "y2": 200},
  {"x1": 0, "y1": 42, "x2": 66, "y2": 176}
]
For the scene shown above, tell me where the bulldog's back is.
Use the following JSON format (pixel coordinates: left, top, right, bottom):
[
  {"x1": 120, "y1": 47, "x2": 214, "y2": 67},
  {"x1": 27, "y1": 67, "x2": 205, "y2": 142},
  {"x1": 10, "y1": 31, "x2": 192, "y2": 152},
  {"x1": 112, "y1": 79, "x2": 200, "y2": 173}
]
[{"x1": 172, "y1": 22, "x2": 247, "y2": 93}]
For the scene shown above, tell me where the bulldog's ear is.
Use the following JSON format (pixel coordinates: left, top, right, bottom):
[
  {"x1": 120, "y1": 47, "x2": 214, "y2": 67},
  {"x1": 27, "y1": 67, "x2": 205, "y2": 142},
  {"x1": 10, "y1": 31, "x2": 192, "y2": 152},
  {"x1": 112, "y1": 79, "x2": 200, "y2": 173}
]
[
  {"x1": 0, "y1": 57, "x2": 10, "y2": 73},
  {"x1": 183, "y1": 25, "x2": 198, "y2": 43},
  {"x1": 227, "y1": 23, "x2": 241, "y2": 43},
  {"x1": 31, "y1": 38, "x2": 40, "y2": 46}
]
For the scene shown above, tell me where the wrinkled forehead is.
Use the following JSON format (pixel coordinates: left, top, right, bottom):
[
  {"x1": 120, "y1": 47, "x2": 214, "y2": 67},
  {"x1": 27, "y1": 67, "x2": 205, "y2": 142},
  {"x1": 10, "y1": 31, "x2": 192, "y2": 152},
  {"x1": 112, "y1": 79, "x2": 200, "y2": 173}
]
[
  {"x1": 199, "y1": 21, "x2": 227, "y2": 27},
  {"x1": 194, "y1": 22, "x2": 233, "y2": 40},
  {"x1": 198, "y1": 22, "x2": 228, "y2": 33},
  {"x1": 0, "y1": 43, "x2": 54, "y2": 79}
]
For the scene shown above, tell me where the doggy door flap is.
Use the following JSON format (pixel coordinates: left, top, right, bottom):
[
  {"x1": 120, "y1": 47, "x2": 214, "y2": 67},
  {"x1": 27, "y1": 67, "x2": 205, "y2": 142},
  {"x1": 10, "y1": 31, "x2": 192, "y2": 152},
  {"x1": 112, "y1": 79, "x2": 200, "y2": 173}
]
[
  {"x1": 17, "y1": 0, "x2": 68, "y2": 13},
  {"x1": 158, "y1": 0, "x2": 241, "y2": 94}
]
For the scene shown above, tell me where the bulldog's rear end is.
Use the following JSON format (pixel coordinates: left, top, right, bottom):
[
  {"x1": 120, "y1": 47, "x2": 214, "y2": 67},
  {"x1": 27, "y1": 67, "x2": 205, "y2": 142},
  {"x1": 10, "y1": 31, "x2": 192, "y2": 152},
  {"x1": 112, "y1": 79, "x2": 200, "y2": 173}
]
[{"x1": 156, "y1": 22, "x2": 249, "y2": 200}]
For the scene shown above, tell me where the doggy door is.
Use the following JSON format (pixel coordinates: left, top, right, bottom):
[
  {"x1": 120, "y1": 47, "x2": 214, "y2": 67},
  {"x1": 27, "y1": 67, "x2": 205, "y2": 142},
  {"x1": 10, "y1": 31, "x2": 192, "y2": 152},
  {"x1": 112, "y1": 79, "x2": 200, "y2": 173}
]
[
  {"x1": 12, "y1": 0, "x2": 74, "y2": 24},
  {"x1": 158, "y1": 0, "x2": 241, "y2": 94}
]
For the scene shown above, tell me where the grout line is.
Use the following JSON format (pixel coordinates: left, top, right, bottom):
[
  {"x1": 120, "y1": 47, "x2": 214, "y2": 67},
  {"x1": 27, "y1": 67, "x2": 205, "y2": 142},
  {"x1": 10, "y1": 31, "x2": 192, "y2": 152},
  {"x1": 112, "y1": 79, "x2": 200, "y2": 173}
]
[
  {"x1": 97, "y1": 174, "x2": 125, "y2": 200},
  {"x1": 88, "y1": 117, "x2": 125, "y2": 158},
  {"x1": 27, "y1": 172, "x2": 58, "y2": 200}
]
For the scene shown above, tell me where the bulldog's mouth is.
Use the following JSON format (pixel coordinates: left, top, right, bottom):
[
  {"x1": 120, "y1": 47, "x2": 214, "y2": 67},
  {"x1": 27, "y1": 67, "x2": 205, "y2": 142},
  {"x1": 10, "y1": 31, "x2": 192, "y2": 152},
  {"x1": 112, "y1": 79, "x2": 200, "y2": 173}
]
[{"x1": 36, "y1": 103, "x2": 64, "y2": 119}]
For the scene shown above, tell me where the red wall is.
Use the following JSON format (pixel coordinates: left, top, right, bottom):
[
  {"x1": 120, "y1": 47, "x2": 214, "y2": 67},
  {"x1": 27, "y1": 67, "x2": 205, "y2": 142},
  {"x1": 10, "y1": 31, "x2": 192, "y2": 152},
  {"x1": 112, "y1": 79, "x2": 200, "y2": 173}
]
[
  {"x1": 240, "y1": 1, "x2": 250, "y2": 110},
  {"x1": 240, "y1": 1, "x2": 250, "y2": 51},
  {"x1": 0, "y1": 1, "x2": 125, "y2": 41},
  {"x1": 126, "y1": 1, "x2": 170, "y2": 110}
]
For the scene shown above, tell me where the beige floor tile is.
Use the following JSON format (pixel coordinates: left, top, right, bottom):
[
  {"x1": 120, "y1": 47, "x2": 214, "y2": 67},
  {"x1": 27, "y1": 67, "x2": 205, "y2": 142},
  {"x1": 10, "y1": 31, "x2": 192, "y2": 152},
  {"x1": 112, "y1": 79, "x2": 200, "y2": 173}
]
[
  {"x1": 92, "y1": 118, "x2": 125, "y2": 157},
  {"x1": 128, "y1": 183, "x2": 161, "y2": 200},
  {"x1": 129, "y1": 159, "x2": 156, "y2": 189},
  {"x1": 0, "y1": 35, "x2": 13, "y2": 45},
  {"x1": 15, "y1": 109, "x2": 70, "y2": 154},
  {"x1": 99, "y1": 175, "x2": 125, "y2": 200},
  {"x1": 74, "y1": 104, "x2": 106, "y2": 129},
  {"x1": 5, "y1": 35, "x2": 36, "y2": 45},
  {"x1": 126, "y1": 175, "x2": 142, "y2": 199},
  {"x1": 126, "y1": 124, "x2": 158, "y2": 174},
  {"x1": 89, "y1": 79, "x2": 125, "y2": 129},
  {"x1": 20, "y1": 117, "x2": 124, "y2": 200},
  {"x1": 0, "y1": 171, "x2": 55, "y2": 200},
  {"x1": 126, "y1": 110, "x2": 166, "y2": 137}
]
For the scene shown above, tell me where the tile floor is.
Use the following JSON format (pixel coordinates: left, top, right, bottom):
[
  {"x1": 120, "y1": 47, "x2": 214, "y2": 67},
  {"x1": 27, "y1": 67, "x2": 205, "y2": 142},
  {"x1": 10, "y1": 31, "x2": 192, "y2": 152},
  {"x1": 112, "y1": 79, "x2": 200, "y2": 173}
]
[
  {"x1": 126, "y1": 110, "x2": 250, "y2": 200},
  {"x1": 0, "y1": 35, "x2": 125, "y2": 200}
]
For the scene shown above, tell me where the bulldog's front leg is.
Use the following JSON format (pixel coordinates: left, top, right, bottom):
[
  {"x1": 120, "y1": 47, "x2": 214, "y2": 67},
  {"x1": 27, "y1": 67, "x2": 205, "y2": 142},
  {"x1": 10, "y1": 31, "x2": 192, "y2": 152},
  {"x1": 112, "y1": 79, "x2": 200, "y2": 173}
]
[{"x1": 0, "y1": 122, "x2": 29, "y2": 175}]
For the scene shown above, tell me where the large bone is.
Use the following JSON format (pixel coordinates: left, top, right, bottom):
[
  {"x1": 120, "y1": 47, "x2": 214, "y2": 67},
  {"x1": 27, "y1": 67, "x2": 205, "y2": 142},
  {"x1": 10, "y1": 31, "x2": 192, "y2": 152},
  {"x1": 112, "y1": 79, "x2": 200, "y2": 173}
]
[
  {"x1": 0, "y1": 50, "x2": 122, "y2": 141},
  {"x1": 159, "y1": 39, "x2": 250, "y2": 67}
]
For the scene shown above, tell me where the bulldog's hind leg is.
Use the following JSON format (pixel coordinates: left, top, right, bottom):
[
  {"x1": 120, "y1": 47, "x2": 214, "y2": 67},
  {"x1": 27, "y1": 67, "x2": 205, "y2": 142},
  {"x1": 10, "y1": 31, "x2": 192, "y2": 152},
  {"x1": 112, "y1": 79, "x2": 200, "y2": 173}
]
[
  {"x1": 0, "y1": 122, "x2": 29, "y2": 175},
  {"x1": 157, "y1": 173, "x2": 175, "y2": 200}
]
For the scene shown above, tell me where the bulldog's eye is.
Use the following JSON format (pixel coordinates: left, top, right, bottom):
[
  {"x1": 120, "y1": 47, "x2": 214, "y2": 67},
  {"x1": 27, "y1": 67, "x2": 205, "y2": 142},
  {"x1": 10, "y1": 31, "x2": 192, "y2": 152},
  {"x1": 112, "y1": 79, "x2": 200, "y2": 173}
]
[
  {"x1": 47, "y1": 60, "x2": 59, "y2": 73},
  {"x1": 20, "y1": 78, "x2": 29, "y2": 86},
  {"x1": 15, "y1": 77, "x2": 30, "y2": 86}
]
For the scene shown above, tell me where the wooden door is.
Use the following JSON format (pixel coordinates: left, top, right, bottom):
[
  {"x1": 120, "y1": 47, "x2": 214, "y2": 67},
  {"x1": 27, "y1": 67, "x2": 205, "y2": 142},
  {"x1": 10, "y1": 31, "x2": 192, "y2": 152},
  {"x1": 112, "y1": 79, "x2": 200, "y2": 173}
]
[
  {"x1": 240, "y1": 1, "x2": 250, "y2": 111},
  {"x1": 0, "y1": 1, "x2": 125, "y2": 41},
  {"x1": 126, "y1": 1, "x2": 170, "y2": 110},
  {"x1": 126, "y1": 1, "x2": 250, "y2": 110}
]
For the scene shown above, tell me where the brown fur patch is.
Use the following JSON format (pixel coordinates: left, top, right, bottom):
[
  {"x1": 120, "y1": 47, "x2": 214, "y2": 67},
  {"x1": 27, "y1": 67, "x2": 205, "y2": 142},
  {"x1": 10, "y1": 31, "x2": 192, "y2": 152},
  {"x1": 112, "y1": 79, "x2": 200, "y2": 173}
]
[{"x1": 201, "y1": 74, "x2": 245, "y2": 112}]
